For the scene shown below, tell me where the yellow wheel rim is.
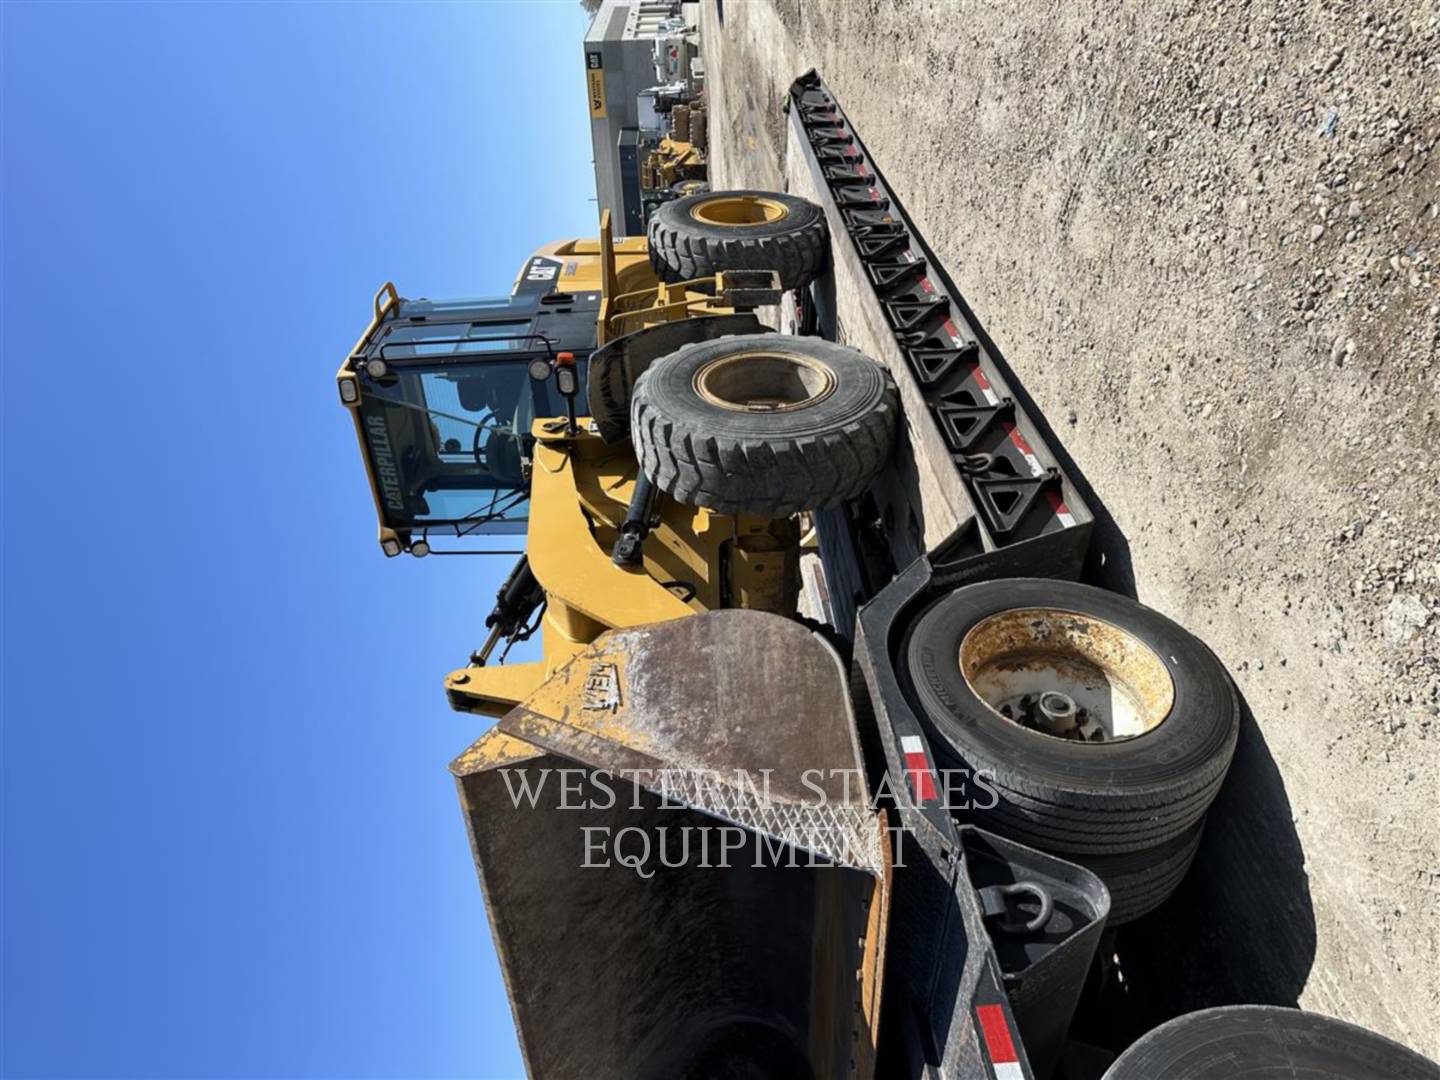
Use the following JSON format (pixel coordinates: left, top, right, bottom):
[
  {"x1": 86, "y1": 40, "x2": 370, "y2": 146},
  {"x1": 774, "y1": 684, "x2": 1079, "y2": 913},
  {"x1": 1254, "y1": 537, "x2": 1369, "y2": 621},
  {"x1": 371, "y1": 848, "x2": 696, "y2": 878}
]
[
  {"x1": 689, "y1": 195, "x2": 790, "y2": 227},
  {"x1": 693, "y1": 350, "x2": 837, "y2": 413}
]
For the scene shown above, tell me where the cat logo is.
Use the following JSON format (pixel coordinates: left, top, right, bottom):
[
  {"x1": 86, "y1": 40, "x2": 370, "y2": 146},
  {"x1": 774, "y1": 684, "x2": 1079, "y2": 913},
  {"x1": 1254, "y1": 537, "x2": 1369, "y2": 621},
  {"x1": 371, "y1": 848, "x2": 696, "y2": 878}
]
[
  {"x1": 581, "y1": 661, "x2": 621, "y2": 712},
  {"x1": 585, "y1": 53, "x2": 606, "y2": 118},
  {"x1": 516, "y1": 256, "x2": 563, "y2": 296}
]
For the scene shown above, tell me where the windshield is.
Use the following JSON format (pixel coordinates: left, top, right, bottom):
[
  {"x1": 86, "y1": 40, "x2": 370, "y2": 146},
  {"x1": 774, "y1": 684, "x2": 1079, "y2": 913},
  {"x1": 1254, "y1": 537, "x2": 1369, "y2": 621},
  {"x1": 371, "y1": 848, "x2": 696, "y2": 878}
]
[{"x1": 358, "y1": 360, "x2": 560, "y2": 536}]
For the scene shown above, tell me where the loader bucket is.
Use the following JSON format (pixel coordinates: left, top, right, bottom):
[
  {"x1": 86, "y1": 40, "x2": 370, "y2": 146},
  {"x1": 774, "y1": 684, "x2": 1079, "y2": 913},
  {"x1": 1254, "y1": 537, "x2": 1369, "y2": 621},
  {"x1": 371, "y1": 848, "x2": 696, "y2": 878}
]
[{"x1": 451, "y1": 610, "x2": 889, "y2": 1079}]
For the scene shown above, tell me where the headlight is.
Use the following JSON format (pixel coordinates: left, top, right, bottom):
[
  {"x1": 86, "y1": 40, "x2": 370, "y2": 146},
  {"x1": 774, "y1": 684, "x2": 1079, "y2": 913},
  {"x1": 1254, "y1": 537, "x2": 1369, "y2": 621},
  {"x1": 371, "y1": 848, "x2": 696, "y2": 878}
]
[
  {"x1": 381, "y1": 538, "x2": 402, "y2": 557},
  {"x1": 556, "y1": 367, "x2": 578, "y2": 397},
  {"x1": 410, "y1": 540, "x2": 431, "y2": 558},
  {"x1": 337, "y1": 378, "x2": 360, "y2": 404},
  {"x1": 529, "y1": 358, "x2": 553, "y2": 382},
  {"x1": 364, "y1": 358, "x2": 388, "y2": 379}
]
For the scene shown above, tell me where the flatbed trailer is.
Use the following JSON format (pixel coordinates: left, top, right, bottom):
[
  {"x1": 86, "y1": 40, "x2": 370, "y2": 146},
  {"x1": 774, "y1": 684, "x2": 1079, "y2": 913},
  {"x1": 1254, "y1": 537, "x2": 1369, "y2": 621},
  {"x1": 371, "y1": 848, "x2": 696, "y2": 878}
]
[
  {"x1": 736, "y1": 71, "x2": 1439, "y2": 1080},
  {"x1": 778, "y1": 69, "x2": 1113, "y2": 1080},
  {"x1": 714, "y1": 69, "x2": 1434, "y2": 1080}
]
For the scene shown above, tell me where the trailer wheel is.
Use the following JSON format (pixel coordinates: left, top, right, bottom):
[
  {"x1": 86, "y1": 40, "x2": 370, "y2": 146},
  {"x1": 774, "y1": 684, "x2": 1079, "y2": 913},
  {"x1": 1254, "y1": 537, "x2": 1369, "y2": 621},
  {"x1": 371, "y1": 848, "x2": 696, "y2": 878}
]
[
  {"x1": 648, "y1": 189, "x2": 828, "y2": 291},
  {"x1": 1102, "y1": 1006, "x2": 1440, "y2": 1079},
  {"x1": 632, "y1": 333, "x2": 896, "y2": 517},
  {"x1": 904, "y1": 579, "x2": 1238, "y2": 856}
]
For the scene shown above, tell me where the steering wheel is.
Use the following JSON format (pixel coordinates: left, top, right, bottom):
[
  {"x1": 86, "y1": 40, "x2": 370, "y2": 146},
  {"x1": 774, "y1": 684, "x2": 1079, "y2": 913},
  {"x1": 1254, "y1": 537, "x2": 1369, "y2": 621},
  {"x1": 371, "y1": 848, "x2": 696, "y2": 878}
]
[{"x1": 470, "y1": 414, "x2": 505, "y2": 471}]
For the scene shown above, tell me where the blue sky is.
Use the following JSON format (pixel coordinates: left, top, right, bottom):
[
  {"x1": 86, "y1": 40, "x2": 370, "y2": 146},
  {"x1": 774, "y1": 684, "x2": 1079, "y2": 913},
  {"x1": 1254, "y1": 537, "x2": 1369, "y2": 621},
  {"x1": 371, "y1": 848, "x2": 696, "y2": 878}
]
[{"x1": 1, "y1": 3, "x2": 597, "y2": 1076}]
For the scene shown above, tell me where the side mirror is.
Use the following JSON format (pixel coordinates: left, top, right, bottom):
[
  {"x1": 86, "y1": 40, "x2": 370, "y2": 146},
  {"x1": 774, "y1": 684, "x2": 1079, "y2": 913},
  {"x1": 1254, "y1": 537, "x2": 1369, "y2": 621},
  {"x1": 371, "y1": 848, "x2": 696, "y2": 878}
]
[{"x1": 554, "y1": 353, "x2": 579, "y2": 436}]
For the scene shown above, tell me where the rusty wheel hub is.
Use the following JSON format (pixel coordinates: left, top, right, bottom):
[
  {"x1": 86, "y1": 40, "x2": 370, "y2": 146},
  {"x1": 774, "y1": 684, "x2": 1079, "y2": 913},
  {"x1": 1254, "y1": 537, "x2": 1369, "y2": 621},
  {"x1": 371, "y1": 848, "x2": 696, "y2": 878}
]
[{"x1": 958, "y1": 608, "x2": 1175, "y2": 742}]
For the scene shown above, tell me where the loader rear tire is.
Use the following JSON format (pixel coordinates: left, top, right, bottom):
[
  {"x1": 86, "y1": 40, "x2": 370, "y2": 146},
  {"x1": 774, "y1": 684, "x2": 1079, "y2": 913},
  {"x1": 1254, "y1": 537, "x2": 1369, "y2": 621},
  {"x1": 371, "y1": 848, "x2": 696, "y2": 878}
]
[
  {"x1": 1102, "y1": 1006, "x2": 1440, "y2": 1079},
  {"x1": 648, "y1": 189, "x2": 828, "y2": 291},
  {"x1": 632, "y1": 333, "x2": 896, "y2": 518}
]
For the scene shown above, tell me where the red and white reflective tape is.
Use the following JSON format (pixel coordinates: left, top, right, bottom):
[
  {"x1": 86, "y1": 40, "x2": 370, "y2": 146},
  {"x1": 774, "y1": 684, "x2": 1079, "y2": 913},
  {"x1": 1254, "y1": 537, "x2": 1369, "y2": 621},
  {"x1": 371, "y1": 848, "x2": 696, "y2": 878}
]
[
  {"x1": 899, "y1": 735, "x2": 937, "y2": 802},
  {"x1": 1003, "y1": 423, "x2": 1045, "y2": 478},
  {"x1": 1045, "y1": 489, "x2": 1077, "y2": 528},
  {"x1": 972, "y1": 366, "x2": 1000, "y2": 406},
  {"x1": 976, "y1": 1003, "x2": 1024, "y2": 1080}
]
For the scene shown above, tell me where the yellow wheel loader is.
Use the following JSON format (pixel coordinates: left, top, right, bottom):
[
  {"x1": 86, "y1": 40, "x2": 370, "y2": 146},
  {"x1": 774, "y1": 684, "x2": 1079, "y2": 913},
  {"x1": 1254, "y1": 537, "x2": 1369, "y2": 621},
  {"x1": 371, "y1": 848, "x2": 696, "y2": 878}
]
[
  {"x1": 333, "y1": 71, "x2": 1426, "y2": 1079},
  {"x1": 338, "y1": 189, "x2": 901, "y2": 1076}
]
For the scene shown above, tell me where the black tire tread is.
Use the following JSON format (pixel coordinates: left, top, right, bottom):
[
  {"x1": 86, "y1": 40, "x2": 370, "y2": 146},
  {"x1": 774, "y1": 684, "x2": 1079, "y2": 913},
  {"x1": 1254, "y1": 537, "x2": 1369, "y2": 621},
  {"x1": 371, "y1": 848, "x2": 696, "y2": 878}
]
[
  {"x1": 1103, "y1": 1005, "x2": 1440, "y2": 1079},
  {"x1": 974, "y1": 768, "x2": 1228, "y2": 855},
  {"x1": 1081, "y1": 819, "x2": 1205, "y2": 924},
  {"x1": 647, "y1": 190, "x2": 828, "y2": 291},
  {"x1": 632, "y1": 335, "x2": 897, "y2": 518}
]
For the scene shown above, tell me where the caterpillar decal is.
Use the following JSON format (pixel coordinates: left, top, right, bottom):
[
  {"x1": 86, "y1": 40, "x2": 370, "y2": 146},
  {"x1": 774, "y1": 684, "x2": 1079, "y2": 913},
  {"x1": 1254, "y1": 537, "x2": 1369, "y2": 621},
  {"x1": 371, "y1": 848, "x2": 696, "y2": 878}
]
[{"x1": 585, "y1": 51, "x2": 605, "y2": 118}]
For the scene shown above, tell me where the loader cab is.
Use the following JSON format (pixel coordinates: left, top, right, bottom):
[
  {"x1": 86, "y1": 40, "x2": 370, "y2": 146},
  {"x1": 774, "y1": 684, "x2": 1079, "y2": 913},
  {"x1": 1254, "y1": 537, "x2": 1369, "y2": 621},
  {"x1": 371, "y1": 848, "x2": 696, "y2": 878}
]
[{"x1": 338, "y1": 288, "x2": 598, "y2": 556}]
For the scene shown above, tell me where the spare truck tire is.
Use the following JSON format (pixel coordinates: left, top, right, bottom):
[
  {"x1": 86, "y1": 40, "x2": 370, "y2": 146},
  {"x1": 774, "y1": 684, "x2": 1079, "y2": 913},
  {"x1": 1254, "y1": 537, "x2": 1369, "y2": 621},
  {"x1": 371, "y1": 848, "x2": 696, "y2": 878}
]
[
  {"x1": 631, "y1": 333, "x2": 897, "y2": 518},
  {"x1": 1103, "y1": 1006, "x2": 1440, "y2": 1080},
  {"x1": 647, "y1": 189, "x2": 828, "y2": 291},
  {"x1": 903, "y1": 579, "x2": 1239, "y2": 858}
]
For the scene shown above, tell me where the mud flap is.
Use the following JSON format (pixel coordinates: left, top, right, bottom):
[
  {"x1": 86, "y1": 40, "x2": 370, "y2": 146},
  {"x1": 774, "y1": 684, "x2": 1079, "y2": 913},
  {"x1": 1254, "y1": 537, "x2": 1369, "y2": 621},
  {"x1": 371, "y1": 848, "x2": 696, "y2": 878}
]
[{"x1": 451, "y1": 610, "x2": 889, "y2": 1080}]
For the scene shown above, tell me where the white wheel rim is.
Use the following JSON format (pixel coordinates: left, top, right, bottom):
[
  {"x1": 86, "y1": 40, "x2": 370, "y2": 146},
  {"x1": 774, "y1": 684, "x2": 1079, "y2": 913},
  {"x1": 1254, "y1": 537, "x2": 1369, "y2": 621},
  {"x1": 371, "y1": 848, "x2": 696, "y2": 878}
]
[{"x1": 958, "y1": 607, "x2": 1175, "y2": 742}]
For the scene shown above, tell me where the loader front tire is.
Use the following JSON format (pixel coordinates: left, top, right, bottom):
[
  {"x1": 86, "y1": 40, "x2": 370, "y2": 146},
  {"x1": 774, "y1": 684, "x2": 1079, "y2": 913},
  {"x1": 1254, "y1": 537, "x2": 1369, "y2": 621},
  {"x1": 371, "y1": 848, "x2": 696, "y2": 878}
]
[
  {"x1": 648, "y1": 190, "x2": 828, "y2": 291},
  {"x1": 632, "y1": 333, "x2": 897, "y2": 518}
]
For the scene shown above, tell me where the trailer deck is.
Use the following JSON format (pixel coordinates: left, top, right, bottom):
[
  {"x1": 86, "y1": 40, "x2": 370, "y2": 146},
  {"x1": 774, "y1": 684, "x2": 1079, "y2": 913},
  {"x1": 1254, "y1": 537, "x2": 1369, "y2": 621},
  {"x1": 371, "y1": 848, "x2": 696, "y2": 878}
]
[{"x1": 774, "y1": 71, "x2": 1130, "y2": 1080}]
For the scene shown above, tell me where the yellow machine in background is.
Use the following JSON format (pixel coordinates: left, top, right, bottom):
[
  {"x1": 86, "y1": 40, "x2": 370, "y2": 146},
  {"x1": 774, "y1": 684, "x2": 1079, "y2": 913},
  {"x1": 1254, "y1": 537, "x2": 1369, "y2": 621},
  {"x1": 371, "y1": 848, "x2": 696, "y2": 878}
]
[{"x1": 641, "y1": 132, "x2": 706, "y2": 196}]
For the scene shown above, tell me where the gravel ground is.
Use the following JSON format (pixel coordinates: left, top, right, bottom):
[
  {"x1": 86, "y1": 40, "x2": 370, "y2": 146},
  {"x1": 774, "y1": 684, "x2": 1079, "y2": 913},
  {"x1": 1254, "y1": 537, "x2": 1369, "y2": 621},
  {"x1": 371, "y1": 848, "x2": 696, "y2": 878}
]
[{"x1": 703, "y1": 0, "x2": 1438, "y2": 1059}]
